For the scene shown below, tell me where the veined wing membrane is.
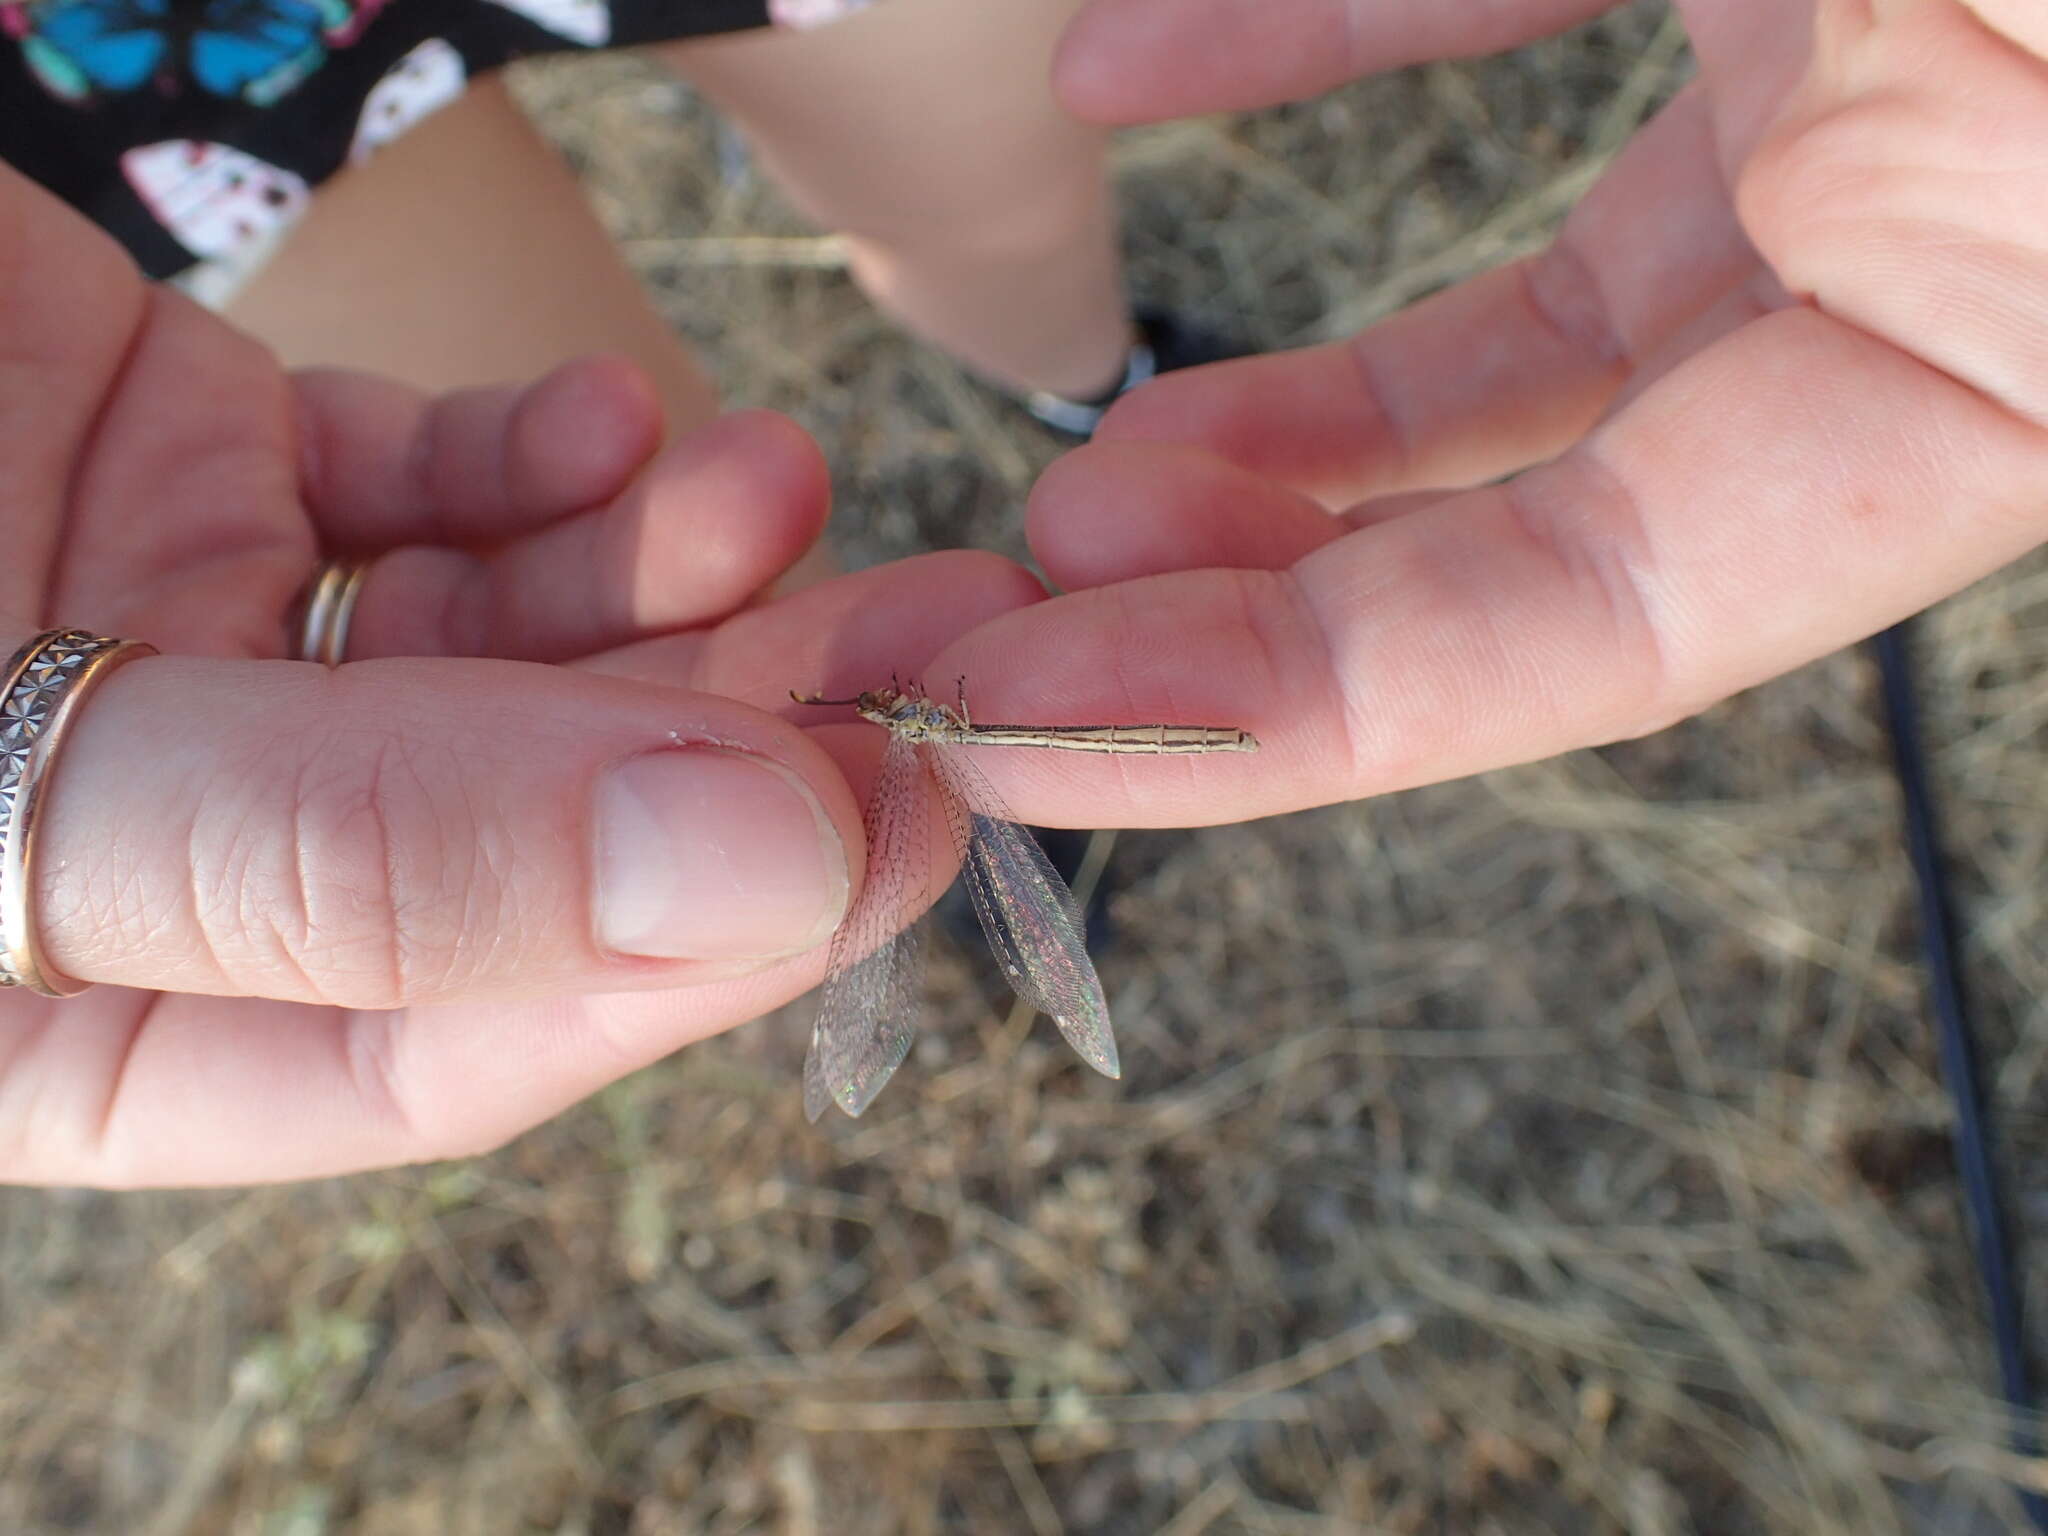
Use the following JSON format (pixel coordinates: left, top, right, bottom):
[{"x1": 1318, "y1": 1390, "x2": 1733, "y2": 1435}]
[
  {"x1": 926, "y1": 745, "x2": 1119, "y2": 1080},
  {"x1": 805, "y1": 730, "x2": 931, "y2": 1120}
]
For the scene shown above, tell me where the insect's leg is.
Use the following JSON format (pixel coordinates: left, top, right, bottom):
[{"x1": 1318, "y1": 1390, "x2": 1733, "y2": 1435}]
[{"x1": 955, "y1": 675, "x2": 971, "y2": 728}]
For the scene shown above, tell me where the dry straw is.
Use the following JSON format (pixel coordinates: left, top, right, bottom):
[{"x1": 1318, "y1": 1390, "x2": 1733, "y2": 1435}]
[{"x1": 2, "y1": 6, "x2": 2043, "y2": 1532}]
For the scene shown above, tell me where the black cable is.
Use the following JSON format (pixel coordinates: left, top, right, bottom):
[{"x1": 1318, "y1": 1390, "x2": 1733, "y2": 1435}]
[{"x1": 1872, "y1": 620, "x2": 2047, "y2": 1531}]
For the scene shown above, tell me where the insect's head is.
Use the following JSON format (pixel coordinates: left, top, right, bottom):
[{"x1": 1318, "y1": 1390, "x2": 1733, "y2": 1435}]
[
  {"x1": 788, "y1": 681, "x2": 918, "y2": 724},
  {"x1": 859, "y1": 684, "x2": 904, "y2": 713}
]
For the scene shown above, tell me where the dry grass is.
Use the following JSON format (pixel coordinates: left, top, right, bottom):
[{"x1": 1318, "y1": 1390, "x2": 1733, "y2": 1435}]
[{"x1": 6, "y1": 4, "x2": 2047, "y2": 1531}]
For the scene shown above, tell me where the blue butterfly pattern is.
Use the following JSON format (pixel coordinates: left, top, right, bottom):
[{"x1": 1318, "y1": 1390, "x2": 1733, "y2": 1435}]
[{"x1": 5, "y1": 0, "x2": 366, "y2": 105}]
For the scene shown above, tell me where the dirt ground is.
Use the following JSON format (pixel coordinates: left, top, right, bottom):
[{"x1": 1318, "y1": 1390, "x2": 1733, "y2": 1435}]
[{"x1": 5, "y1": 4, "x2": 2046, "y2": 1532}]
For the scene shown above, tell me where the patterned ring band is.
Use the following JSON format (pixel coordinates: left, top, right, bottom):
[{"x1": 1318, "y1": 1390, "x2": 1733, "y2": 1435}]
[
  {"x1": 290, "y1": 558, "x2": 370, "y2": 668},
  {"x1": 0, "y1": 630, "x2": 159, "y2": 997}
]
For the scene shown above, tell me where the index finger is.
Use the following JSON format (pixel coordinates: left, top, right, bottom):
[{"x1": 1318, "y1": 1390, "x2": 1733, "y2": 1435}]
[
  {"x1": 0, "y1": 165, "x2": 152, "y2": 626},
  {"x1": 970, "y1": 308, "x2": 2048, "y2": 830}
]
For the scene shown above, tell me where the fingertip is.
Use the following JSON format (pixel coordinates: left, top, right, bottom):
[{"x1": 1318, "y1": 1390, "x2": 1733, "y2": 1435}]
[
  {"x1": 1026, "y1": 440, "x2": 1165, "y2": 578},
  {"x1": 1098, "y1": 346, "x2": 1402, "y2": 510},
  {"x1": 661, "y1": 409, "x2": 829, "y2": 510},
  {"x1": 1094, "y1": 367, "x2": 1201, "y2": 443},
  {"x1": 509, "y1": 354, "x2": 666, "y2": 512},
  {"x1": 1050, "y1": 0, "x2": 1148, "y2": 122},
  {"x1": 1097, "y1": 349, "x2": 1315, "y2": 454},
  {"x1": 1095, "y1": 355, "x2": 1299, "y2": 470},
  {"x1": 1028, "y1": 440, "x2": 1340, "y2": 588},
  {"x1": 937, "y1": 546, "x2": 1055, "y2": 612},
  {"x1": 1053, "y1": 0, "x2": 1367, "y2": 123},
  {"x1": 624, "y1": 410, "x2": 831, "y2": 620},
  {"x1": 701, "y1": 409, "x2": 833, "y2": 547}
]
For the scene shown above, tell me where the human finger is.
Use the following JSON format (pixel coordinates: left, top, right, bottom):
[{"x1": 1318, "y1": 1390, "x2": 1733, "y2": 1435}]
[
  {"x1": 1027, "y1": 441, "x2": 1343, "y2": 590},
  {"x1": 48, "y1": 288, "x2": 311, "y2": 654},
  {"x1": 1095, "y1": 88, "x2": 1758, "y2": 507},
  {"x1": 290, "y1": 354, "x2": 667, "y2": 549},
  {"x1": 0, "y1": 550, "x2": 1059, "y2": 1188},
  {"x1": 347, "y1": 410, "x2": 831, "y2": 661},
  {"x1": 20, "y1": 651, "x2": 864, "y2": 1002},
  {"x1": 0, "y1": 717, "x2": 896, "y2": 1190},
  {"x1": 582, "y1": 548, "x2": 1055, "y2": 710},
  {"x1": 0, "y1": 165, "x2": 152, "y2": 627},
  {"x1": 1735, "y1": 0, "x2": 2048, "y2": 430},
  {"x1": 929, "y1": 310, "x2": 2048, "y2": 829},
  {"x1": 3, "y1": 943, "x2": 858, "y2": 1188},
  {"x1": 4, "y1": 552, "x2": 1054, "y2": 1186},
  {"x1": 1960, "y1": 0, "x2": 2048, "y2": 55}
]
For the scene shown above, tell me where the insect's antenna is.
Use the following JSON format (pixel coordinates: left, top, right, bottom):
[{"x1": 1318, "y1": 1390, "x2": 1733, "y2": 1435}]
[{"x1": 790, "y1": 690, "x2": 863, "y2": 707}]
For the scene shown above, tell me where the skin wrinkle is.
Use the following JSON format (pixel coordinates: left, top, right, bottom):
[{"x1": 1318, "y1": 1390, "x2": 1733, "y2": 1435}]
[
  {"x1": 190, "y1": 725, "x2": 290, "y2": 992},
  {"x1": 0, "y1": 207, "x2": 144, "y2": 623},
  {"x1": 1242, "y1": 563, "x2": 1358, "y2": 793},
  {"x1": 1611, "y1": 272, "x2": 1785, "y2": 420},
  {"x1": 183, "y1": 731, "x2": 302, "y2": 997},
  {"x1": 425, "y1": 729, "x2": 535, "y2": 999},
  {"x1": 586, "y1": 476, "x2": 648, "y2": 638},
  {"x1": 234, "y1": 713, "x2": 414, "y2": 1008},
  {"x1": 499, "y1": 377, "x2": 549, "y2": 522},
  {"x1": 340, "y1": 1005, "x2": 430, "y2": 1156},
  {"x1": 454, "y1": 749, "x2": 523, "y2": 993},
  {"x1": 1342, "y1": 330, "x2": 1414, "y2": 488},
  {"x1": 1736, "y1": 38, "x2": 2048, "y2": 431},
  {"x1": 0, "y1": 1014, "x2": 58, "y2": 1177},
  {"x1": 362, "y1": 726, "x2": 445, "y2": 1009},
  {"x1": 1095, "y1": 578, "x2": 1147, "y2": 809},
  {"x1": 178, "y1": 748, "x2": 232, "y2": 994},
  {"x1": 85, "y1": 1000, "x2": 152, "y2": 1188},
  {"x1": 290, "y1": 379, "x2": 326, "y2": 520},
  {"x1": 1501, "y1": 451, "x2": 1672, "y2": 743},
  {"x1": 405, "y1": 389, "x2": 455, "y2": 549},
  {"x1": 48, "y1": 292, "x2": 180, "y2": 626},
  {"x1": 444, "y1": 554, "x2": 497, "y2": 659},
  {"x1": 1517, "y1": 229, "x2": 1629, "y2": 376},
  {"x1": 1296, "y1": 538, "x2": 1420, "y2": 785},
  {"x1": 264, "y1": 738, "x2": 328, "y2": 1001}
]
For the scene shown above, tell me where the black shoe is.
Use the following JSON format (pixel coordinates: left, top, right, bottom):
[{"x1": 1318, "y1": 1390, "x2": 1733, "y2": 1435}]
[{"x1": 1021, "y1": 305, "x2": 1251, "y2": 440}]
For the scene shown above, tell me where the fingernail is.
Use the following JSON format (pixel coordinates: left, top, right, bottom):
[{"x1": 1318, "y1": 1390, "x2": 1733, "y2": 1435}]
[{"x1": 594, "y1": 749, "x2": 848, "y2": 960}]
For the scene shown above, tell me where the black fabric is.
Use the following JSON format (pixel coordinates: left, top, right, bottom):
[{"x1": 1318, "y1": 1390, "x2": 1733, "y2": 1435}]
[{"x1": 0, "y1": 0, "x2": 783, "y2": 277}]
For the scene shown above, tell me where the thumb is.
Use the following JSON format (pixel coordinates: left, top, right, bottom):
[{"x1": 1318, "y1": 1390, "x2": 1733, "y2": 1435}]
[{"x1": 29, "y1": 651, "x2": 858, "y2": 1003}]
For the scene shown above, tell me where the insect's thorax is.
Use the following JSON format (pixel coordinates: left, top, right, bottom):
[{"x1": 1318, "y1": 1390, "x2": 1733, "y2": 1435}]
[{"x1": 857, "y1": 689, "x2": 964, "y2": 741}]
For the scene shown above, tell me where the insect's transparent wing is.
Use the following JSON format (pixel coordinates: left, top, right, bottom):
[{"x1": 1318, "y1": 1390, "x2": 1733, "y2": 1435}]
[
  {"x1": 804, "y1": 732, "x2": 930, "y2": 1121},
  {"x1": 925, "y1": 746, "x2": 1119, "y2": 1080}
]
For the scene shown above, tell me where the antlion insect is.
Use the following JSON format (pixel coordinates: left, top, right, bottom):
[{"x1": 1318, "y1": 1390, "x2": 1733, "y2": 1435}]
[{"x1": 790, "y1": 679, "x2": 1258, "y2": 1121}]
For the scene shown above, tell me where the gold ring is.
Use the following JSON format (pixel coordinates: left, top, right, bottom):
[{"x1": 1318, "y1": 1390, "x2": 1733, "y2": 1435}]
[
  {"x1": 290, "y1": 558, "x2": 369, "y2": 667},
  {"x1": 0, "y1": 629, "x2": 158, "y2": 997}
]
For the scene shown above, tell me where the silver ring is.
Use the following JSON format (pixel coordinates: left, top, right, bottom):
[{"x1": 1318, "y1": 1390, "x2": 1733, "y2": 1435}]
[
  {"x1": 291, "y1": 558, "x2": 370, "y2": 667},
  {"x1": 0, "y1": 629, "x2": 159, "y2": 997}
]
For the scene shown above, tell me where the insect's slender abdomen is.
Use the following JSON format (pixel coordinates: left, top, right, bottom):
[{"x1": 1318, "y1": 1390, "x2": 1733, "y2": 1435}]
[{"x1": 796, "y1": 679, "x2": 1254, "y2": 1118}]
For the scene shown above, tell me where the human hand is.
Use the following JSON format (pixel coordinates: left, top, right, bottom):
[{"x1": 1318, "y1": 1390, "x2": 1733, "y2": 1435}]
[
  {"x1": 921, "y1": 0, "x2": 2047, "y2": 832},
  {"x1": 0, "y1": 165, "x2": 1044, "y2": 1187}
]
